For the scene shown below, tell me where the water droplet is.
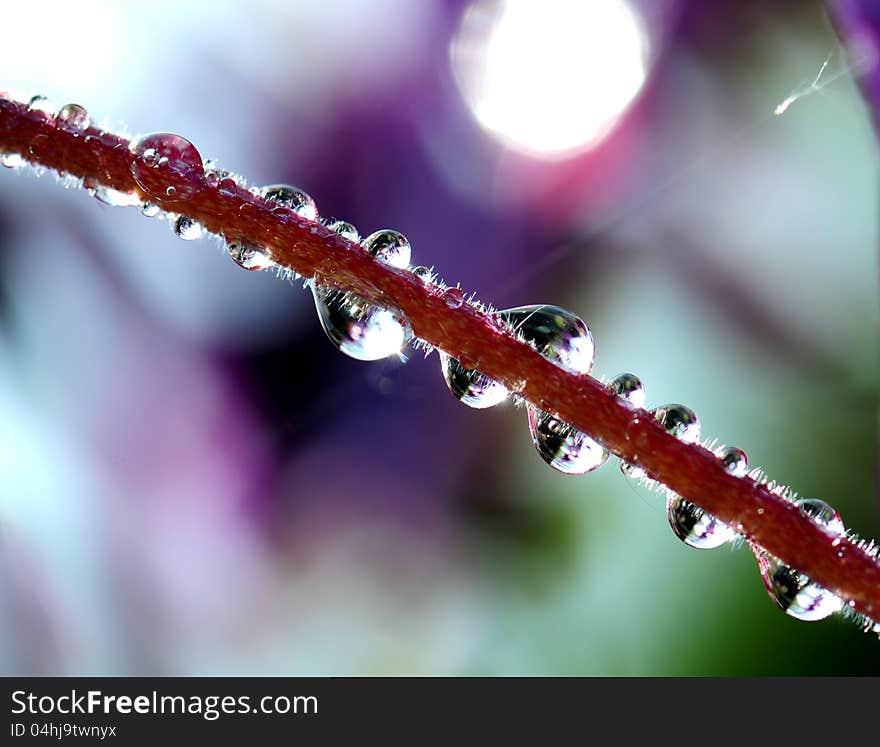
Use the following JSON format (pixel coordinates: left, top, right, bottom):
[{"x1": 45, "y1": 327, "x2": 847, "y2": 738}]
[
  {"x1": 528, "y1": 408, "x2": 607, "y2": 474},
  {"x1": 411, "y1": 266, "x2": 435, "y2": 284},
  {"x1": 173, "y1": 215, "x2": 205, "y2": 241},
  {"x1": 261, "y1": 184, "x2": 317, "y2": 220},
  {"x1": 202, "y1": 159, "x2": 227, "y2": 189},
  {"x1": 439, "y1": 352, "x2": 508, "y2": 409},
  {"x1": 238, "y1": 202, "x2": 258, "y2": 221},
  {"x1": 28, "y1": 133, "x2": 51, "y2": 159},
  {"x1": 362, "y1": 229, "x2": 411, "y2": 269},
  {"x1": 718, "y1": 446, "x2": 748, "y2": 477},
  {"x1": 312, "y1": 287, "x2": 410, "y2": 361},
  {"x1": 227, "y1": 240, "x2": 274, "y2": 271},
  {"x1": 620, "y1": 461, "x2": 646, "y2": 481},
  {"x1": 141, "y1": 202, "x2": 161, "y2": 218},
  {"x1": 667, "y1": 494, "x2": 736, "y2": 550},
  {"x1": 795, "y1": 497, "x2": 845, "y2": 536},
  {"x1": 218, "y1": 177, "x2": 240, "y2": 197},
  {"x1": 56, "y1": 103, "x2": 90, "y2": 132},
  {"x1": 607, "y1": 372, "x2": 645, "y2": 408},
  {"x1": 500, "y1": 305, "x2": 594, "y2": 375},
  {"x1": 0, "y1": 152, "x2": 24, "y2": 169},
  {"x1": 27, "y1": 95, "x2": 55, "y2": 117},
  {"x1": 89, "y1": 184, "x2": 141, "y2": 207},
  {"x1": 443, "y1": 287, "x2": 465, "y2": 308},
  {"x1": 760, "y1": 556, "x2": 843, "y2": 622},
  {"x1": 130, "y1": 132, "x2": 205, "y2": 202},
  {"x1": 323, "y1": 218, "x2": 359, "y2": 242},
  {"x1": 653, "y1": 404, "x2": 701, "y2": 444}
]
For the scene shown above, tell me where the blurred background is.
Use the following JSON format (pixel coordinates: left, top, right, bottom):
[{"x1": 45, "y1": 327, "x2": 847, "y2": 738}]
[{"x1": 0, "y1": 0, "x2": 878, "y2": 675}]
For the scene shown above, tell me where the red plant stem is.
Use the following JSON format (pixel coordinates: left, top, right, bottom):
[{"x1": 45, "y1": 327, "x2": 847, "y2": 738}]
[{"x1": 2, "y1": 96, "x2": 878, "y2": 621}]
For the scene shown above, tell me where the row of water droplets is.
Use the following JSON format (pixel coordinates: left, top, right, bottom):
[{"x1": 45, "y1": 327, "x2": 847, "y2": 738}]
[
  {"x1": 129, "y1": 125, "x2": 420, "y2": 363},
  {"x1": 2, "y1": 96, "x2": 92, "y2": 170},
  {"x1": 1, "y1": 97, "x2": 415, "y2": 362},
  {"x1": 4, "y1": 96, "x2": 878, "y2": 634},
  {"x1": 441, "y1": 316, "x2": 871, "y2": 626}
]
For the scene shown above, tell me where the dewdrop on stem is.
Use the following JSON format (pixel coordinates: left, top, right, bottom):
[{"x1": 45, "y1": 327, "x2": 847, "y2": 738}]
[
  {"x1": 226, "y1": 239, "x2": 274, "y2": 271},
  {"x1": 312, "y1": 288, "x2": 411, "y2": 361},
  {"x1": 311, "y1": 221, "x2": 412, "y2": 361},
  {"x1": 172, "y1": 215, "x2": 205, "y2": 241},
  {"x1": 439, "y1": 353, "x2": 509, "y2": 409},
  {"x1": 756, "y1": 498, "x2": 846, "y2": 621},
  {"x1": 130, "y1": 132, "x2": 205, "y2": 202},
  {"x1": 322, "y1": 218, "x2": 359, "y2": 242},
  {"x1": 362, "y1": 229, "x2": 411, "y2": 269},
  {"x1": 527, "y1": 409, "x2": 608, "y2": 474},
  {"x1": 500, "y1": 305, "x2": 605, "y2": 474},
  {"x1": 261, "y1": 184, "x2": 318, "y2": 221},
  {"x1": 56, "y1": 103, "x2": 90, "y2": 133},
  {"x1": 608, "y1": 373, "x2": 645, "y2": 408}
]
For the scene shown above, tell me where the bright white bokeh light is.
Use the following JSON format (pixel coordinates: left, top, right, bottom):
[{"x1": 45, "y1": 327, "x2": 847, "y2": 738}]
[
  {"x1": 451, "y1": 0, "x2": 650, "y2": 158},
  {"x1": 0, "y1": 1, "x2": 130, "y2": 108}
]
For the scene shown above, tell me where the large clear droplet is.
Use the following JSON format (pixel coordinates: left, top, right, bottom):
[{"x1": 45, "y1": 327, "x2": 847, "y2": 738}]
[
  {"x1": 494, "y1": 305, "x2": 600, "y2": 472},
  {"x1": 439, "y1": 352, "x2": 508, "y2": 409},
  {"x1": 226, "y1": 239, "x2": 274, "y2": 271},
  {"x1": 795, "y1": 497, "x2": 845, "y2": 536},
  {"x1": 667, "y1": 494, "x2": 737, "y2": 550},
  {"x1": 608, "y1": 372, "x2": 645, "y2": 408},
  {"x1": 261, "y1": 184, "x2": 318, "y2": 220},
  {"x1": 443, "y1": 287, "x2": 465, "y2": 309},
  {"x1": 718, "y1": 446, "x2": 748, "y2": 476},
  {"x1": 500, "y1": 305, "x2": 594, "y2": 375},
  {"x1": 528, "y1": 408, "x2": 607, "y2": 474},
  {"x1": 362, "y1": 229, "x2": 411, "y2": 270},
  {"x1": 173, "y1": 215, "x2": 205, "y2": 241},
  {"x1": 760, "y1": 556, "x2": 843, "y2": 622},
  {"x1": 666, "y1": 441, "x2": 740, "y2": 548},
  {"x1": 312, "y1": 287, "x2": 410, "y2": 361},
  {"x1": 323, "y1": 218, "x2": 359, "y2": 242},
  {"x1": 130, "y1": 132, "x2": 205, "y2": 202},
  {"x1": 56, "y1": 103, "x2": 90, "y2": 132},
  {"x1": 653, "y1": 404, "x2": 701, "y2": 444}
]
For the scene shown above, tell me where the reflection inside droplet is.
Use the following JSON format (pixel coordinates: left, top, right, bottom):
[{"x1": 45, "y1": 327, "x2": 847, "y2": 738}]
[
  {"x1": 313, "y1": 287, "x2": 410, "y2": 361},
  {"x1": 130, "y1": 132, "x2": 205, "y2": 202},
  {"x1": 439, "y1": 352, "x2": 508, "y2": 409},
  {"x1": 528, "y1": 408, "x2": 607, "y2": 474},
  {"x1": 760, "y1": 556, "x2": 843, "y2": 622},
  {"x1": 500, "y1": 304, "x2": 594, "y2": 375},
  {"x1": 667, "y1": 495, "x2": 736, "y2": 550}
]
